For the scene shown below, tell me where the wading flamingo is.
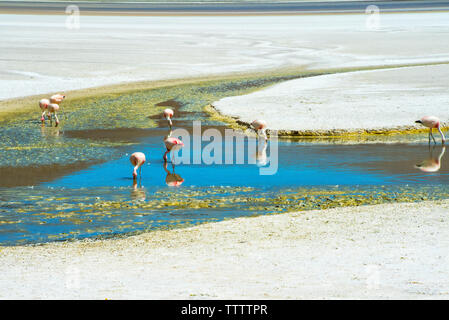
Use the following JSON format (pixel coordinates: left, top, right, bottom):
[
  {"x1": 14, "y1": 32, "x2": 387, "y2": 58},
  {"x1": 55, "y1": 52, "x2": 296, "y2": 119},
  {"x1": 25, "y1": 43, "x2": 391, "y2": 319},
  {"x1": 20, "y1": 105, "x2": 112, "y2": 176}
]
[
  {"x1": 50, "y1": 94, "x2": 66, "y2": 104},
  {"x1": 251, "y1": 119, "x2": 268, "y2": 141},
  {"x1": 163, "y1": 135, "x2": 184, "y2": 163},
  {"x1": 164, "y1": 108, "x2": 174, "y2": 130},
  {"x1": 415, "y1": 146, "x2": 446, "y2": 173},
  {"x1": 39, "y1": 98, "x2": 50, "y2": 123},
  {"x1": 415, "y1": 116, "x2": 446, "y2": 145},
  {"x1": 47, "y1": 103, "x2": 60, "y2": 127},
  {"x1": 130, "y1": 152, "x2": 146, "y2": 179}
]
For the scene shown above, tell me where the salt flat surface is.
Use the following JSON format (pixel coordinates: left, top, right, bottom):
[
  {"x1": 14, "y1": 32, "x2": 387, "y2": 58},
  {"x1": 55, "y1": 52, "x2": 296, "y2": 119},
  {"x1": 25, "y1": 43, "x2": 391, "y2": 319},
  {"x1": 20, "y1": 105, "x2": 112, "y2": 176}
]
[
  {"x1": 1, "y1": 200, "x2": 448, "y2": 299},
  {"x1": 1, "y1": 12, "x2": 449, "y2": 100},
  {"x1": 213, "y1": 64, "x2": 449, "y2": 132}
]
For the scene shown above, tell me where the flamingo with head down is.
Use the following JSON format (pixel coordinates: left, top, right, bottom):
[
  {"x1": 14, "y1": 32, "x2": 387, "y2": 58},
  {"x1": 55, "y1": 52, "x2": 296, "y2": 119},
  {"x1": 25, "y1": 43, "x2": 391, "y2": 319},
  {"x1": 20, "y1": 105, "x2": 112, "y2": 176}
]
[
  {"x1": 416, "y1": 116, "x2": 446, "y2": 145},
  {"x1": 47, "y1": 103, "x2": 60, "y2": 126},
  {"x1": 164, "y1": 108, "x2": 174, "y2": 130},
  {"x1": 39, "y1": 94, "x2": 66, "y2": 126},
  {"x1": 130, "y1": 152, "x2": 146, "y2": 179},
  {"x1": 39, "y1": 98, "x2": 50, "y2": 124},
  {"x1": 163, "y1": 135, "x2": 184, "y2": 163},
  {"x1": 251, "y1": 119, "x2": 268, "y2": 141}
]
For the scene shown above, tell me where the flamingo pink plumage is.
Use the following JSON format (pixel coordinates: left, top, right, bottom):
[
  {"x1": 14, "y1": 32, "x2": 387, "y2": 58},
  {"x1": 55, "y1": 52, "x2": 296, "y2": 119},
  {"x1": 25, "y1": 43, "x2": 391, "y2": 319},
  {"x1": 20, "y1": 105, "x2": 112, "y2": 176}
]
[
  {"x1": 39, "y1": 98, "x2": 50, "y2": 123},
  {"x1": 416, "y1": 116, "x2": 446, "y2": 144},
  {"x1": 163, "y1": 135, "x2": 184, "y2": 162},
  {"x1": 251, "y1": 119, "x2": 268, "y2": 141},
  {"x1": 130, "y1": 152, "x2": 146, "y2": 179},
  {"x1": 164, "y1": 108, "x2": 174, "y2": 130},
  {"x1": 50, "y1": 94, "x2": 66, "y2": 104},
  {"x1": 47, "y1": 103, "x2": 60, "y2": 126}
]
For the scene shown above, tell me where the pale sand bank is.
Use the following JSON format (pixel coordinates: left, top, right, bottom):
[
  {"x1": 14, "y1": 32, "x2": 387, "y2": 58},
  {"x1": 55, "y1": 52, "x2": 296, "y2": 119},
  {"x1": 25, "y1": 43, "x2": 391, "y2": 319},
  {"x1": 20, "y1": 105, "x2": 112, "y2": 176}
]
[
  {"x1": 1, "y1": 200, "x2": 448, "y2": 299},
  {"x1": 2, "y1": 12, "x2": 449, "y2": 101},
  {"x1": 213, "y1": 64, "x2": 449, "y2": 134}
]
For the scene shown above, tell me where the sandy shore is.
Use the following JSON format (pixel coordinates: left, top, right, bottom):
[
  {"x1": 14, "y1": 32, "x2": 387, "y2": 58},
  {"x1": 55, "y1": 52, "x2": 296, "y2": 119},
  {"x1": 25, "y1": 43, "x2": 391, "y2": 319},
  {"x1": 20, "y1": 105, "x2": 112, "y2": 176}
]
[
  {"x1": 1, "y1": 200, "x2": 448, "y2": 299},
  {"x1": 213, "y1": 64, "x2": 449, "y2": 134},
  {"x1": 2, "y1": 12, "x2": 449, "y2": 101}
]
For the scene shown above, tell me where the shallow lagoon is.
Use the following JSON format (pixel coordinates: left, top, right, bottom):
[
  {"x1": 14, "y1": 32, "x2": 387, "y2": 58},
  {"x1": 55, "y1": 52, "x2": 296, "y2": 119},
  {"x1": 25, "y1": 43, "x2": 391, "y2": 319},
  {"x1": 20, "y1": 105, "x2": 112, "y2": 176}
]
[{"x1": 0, "y1": 74, "x2": 448, "y2": 245}]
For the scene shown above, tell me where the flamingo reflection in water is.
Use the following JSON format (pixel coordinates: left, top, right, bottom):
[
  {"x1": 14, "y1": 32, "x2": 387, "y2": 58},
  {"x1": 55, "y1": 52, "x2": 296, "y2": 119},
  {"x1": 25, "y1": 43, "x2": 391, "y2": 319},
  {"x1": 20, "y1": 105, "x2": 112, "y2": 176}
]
[
  {"x1": 255, "y1": 137, "x2": 268, "y2": 167},
  {"x1": 163, "y1": 162, "x2": 184, "y2": 187},
  {"x1": 131, "y1": 179, "x2": 146, "y2": 201},
  {"x1": 40, "y1": 125, "x2": 60, "y2": 137},
  {"x1": 415, "y1": 146, "x2": 446, "y2": 173}
]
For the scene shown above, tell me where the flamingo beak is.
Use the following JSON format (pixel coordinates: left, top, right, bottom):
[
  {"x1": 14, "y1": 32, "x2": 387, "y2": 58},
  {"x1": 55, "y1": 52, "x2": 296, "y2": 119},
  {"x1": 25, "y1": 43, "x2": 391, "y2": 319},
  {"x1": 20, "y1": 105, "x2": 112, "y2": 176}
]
[{"x1": 415, "y1": 120, "x2": 422, "y2": 124}]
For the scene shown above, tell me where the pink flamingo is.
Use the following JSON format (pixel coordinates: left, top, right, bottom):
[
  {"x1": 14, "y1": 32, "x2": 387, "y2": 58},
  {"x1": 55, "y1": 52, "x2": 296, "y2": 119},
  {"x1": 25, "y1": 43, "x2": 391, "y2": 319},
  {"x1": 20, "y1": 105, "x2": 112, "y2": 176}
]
[
  {"x1": 163, "y1": 135, "x2": 184, "y2": 162},
  {"x1": 251, "y1": 119, "x2": 268, "y2": 141},
  {"x1": 50, "y1": 94, "x2": 66, "y2": 104},
  {"x1": 164, "y1": 108, "x2": 174, "y2": 130},
  {"x1": 130, "y1": 152, "x2": 146, "y2": 179},
  {"x1": 39, "y1": 98, "x2": 50, "y2": 123},
  {"x1": 47, "y1": 103, "x2": 60, "y2": 127},
  {"x1": 416, "y1": 116, "x2": 446, "y2": 144}
]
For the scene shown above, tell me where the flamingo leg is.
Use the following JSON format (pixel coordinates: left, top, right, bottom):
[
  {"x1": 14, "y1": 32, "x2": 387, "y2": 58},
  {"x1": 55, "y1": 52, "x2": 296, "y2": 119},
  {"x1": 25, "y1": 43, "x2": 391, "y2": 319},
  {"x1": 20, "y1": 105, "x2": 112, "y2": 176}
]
[
  {"x1": 430, "y1": 129, "x2": 436, "y2": 144},
  {"x1": 41, "y1": 111, "x2": 47, "y2": 123},
  {"x1": 438, "y1": 127, "x2": 446, "y2": 144},
  {"x1": 54, "y1": 113, "x2": 59, "y2": 127},
  {"x1": 163, "y1": 150, "x2": 169, "y2": 162}
]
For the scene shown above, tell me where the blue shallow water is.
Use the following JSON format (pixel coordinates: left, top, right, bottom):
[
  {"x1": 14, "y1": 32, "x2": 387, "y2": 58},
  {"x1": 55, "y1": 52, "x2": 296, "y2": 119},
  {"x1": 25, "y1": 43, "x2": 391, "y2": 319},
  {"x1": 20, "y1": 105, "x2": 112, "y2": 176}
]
[
  {"x1": 45, "y1": 132, "x2": 449, "y2": 188},
  {"x1": 1, "y1": 121, "x2": 448, "y2": 246}
]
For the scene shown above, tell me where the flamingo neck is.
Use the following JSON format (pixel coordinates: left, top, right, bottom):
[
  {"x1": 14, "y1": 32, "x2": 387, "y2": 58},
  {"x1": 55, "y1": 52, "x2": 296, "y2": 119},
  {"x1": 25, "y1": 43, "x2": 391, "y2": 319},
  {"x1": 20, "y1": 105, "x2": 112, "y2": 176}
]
[{"x1": 438, "y1": 127, "x2": 446, "y2": 143}]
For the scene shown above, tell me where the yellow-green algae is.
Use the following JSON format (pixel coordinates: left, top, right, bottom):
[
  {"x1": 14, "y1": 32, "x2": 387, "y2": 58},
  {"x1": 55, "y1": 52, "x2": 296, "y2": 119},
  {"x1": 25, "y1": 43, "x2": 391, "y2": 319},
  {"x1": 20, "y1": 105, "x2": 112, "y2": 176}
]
[
  {"x1": 2, "y1": 62, "x2": 449, "y2": 244},
  {"x1": 1, "y1": 184, "x2": 448, "y2": 245}
]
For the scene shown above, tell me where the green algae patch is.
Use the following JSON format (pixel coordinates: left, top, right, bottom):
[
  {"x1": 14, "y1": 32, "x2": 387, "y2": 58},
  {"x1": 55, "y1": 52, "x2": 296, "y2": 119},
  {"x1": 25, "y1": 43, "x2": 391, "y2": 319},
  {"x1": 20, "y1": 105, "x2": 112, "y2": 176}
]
[
  {"x1": 1, "y1": 184, "x2": 449, "y2": 245},
  {"x1": 271, "y1": 125, "x2": 449, "y2": 140}
]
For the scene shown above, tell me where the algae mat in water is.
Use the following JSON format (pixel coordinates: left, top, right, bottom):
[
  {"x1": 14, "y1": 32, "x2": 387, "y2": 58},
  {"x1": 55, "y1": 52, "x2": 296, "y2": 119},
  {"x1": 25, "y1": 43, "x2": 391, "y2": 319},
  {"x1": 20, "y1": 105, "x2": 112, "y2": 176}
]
[{"x1": 1, "y1": 184, "x2": 448, "y2": 245}]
